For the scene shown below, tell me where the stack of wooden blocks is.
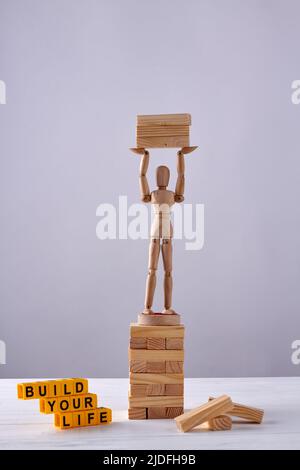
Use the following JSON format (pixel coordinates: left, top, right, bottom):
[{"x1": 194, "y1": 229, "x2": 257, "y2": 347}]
[
  {"x1": 17, "y1": 378, "x2": 112, "y2": 429},
  {"x1": 136, "y1": 113, "x2": 191, "y2": 148},
  {"x1": 128, "y1": 323, "x2": 184, "y2": 419}
]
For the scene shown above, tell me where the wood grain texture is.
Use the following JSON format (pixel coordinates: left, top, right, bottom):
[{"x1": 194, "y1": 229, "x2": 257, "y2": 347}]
[
  {"x1": 209, "y1": 397, "x2": 264, "y2": 423},
  {"x1": 130, "y1": 384, "x2": 166, "y2": 396},
  {"x1": 165, "y1": 384, "x2": 184, "y2": 396},
  {"x1": 166, "y1": 407, "x2": 184, "y2": 418},
  {"x1": 229, "y1": 403, "x2": 264, "y2": 424},
  {"x1": 148, "y1": 407, "x2": 167, "y2": 419},
  {"x1": 130, "y1": 385, "x2": 148, "y2": 397},
  {"x1": 129, "y1": 395, "x2": 184, "y2": 408},
  {"x1": 166, "y1": 361, "x2": 183, "y2": 373},
  {"x1": 129, "y1": 349, "x2": 184, "y2": 362},
  {"x1": 175, "y1": 395, "x2": 233, "y2": 433},
  {"x1": 137, "y1": 314, "x2": 181, "y2": 326},
  {"x1": 136, "y1": 135, "x2": 189, "y2": 149},
  {"x1": 147, "y1": 384, "x2": 166, "y2": 396},
  {"x1": 181, "y1": 146, "x2": 198, "y2": 154},
  {"x1": 147, "y1": 337, "x2": 166, "y2": 350},
  {"x1": 147, "y1": 361, "x2": 166, "y2": 373},
  {"x1": 137, "y1": 114, "x2": 191, "y2": 127},
  {"x1": 130, "y1": 323, "x2": 184, "y2": 338},
  {"x1": 130, "y1": 361, "x2": 147, "y2": 373},
  {"x1": 130, "y1": 337, "x2": 147, "y2": 349},
  {"x1": 137, "y1": 125, "x2": 189, "y2": 137},
  {"x1": 128, "y1": 408, "x2": 147, "y2": 420},
  {"x1": 206, "y1": 415, "x2": 232, "y2": 431},
  {"x1": 130, "y1": 373, "x2": 184, "y2": 385},
  {"x1": 166, "y1": 338, "x2": 184, "y2": 350}
]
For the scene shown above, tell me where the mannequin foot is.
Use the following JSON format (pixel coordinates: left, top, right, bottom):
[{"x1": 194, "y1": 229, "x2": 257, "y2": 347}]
[
  {"x1": 162, "y1": 308, "x2": 176, "y2": 315},
  {"x1": 143, "y1": 308, "x2": 154, "y2": 315}
]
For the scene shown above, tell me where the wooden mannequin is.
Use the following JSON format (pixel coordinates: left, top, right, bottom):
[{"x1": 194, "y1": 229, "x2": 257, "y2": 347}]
[{"x1": 139, "y1": 148, "x2": 188, "y2": 315}]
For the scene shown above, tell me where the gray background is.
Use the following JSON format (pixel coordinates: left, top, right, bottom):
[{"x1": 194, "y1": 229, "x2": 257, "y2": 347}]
[{"x1": 1, "y1": 0, "x2": 300, "y2": 378}]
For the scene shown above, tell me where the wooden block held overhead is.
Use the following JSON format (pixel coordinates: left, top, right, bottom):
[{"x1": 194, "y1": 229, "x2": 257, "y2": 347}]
[
  {"x1": 136, "y1": 135, "x2": 189, "y2": 149},
  {"x1": 128, "y1": 408, "x2": 147, "y2": 420},
  {"x1": 166, "y1": 338, "x2": 184, "y2": 350},
  {"x1": 147, "y1": 337, "x2": 166, "y2": 350},
  {"x1": 137, "y1": 125, "x2": 189, "y2": 137},
  {"x1": 137, "y1": 114, "x2": 191, "y2": 127},
  {"x1": 175, "y1": 395, "x2": 233, "y2": 433}
]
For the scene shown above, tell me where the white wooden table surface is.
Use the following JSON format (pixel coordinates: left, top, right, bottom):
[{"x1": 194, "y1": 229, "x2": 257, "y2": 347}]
[{"x1": 0, "y1": 378, "x2": 299, "y2": 450}]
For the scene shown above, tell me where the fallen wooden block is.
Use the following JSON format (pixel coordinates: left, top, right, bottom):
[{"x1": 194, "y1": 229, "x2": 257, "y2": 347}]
[
  {"x1": 206, "y1": 415, "x2": 232, "y2": 431},
  {"x1": 175, "y1": 395, "x2": 233, "y2": 432},
  {"x1": 209, "y1": 396, "x2": 264, "y2": 423},
  {"x1": 54, "y1": 407, "x2": 112, "y2": 429}
]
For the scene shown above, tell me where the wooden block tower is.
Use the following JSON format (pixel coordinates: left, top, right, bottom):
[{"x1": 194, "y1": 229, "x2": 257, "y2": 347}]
[{"x1": 128, "y1": 322, "x2": 184, "y2": 419}]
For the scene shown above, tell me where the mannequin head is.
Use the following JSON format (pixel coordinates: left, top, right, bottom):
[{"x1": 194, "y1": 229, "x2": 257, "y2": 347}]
[{"x1": 156, "y1": 165, "x2": 170, "y2": 189}]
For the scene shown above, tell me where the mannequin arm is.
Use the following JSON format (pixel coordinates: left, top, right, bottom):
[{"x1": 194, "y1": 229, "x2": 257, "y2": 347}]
[
  {"x1": 139, "y1": 150, "x2": 151, "y2": 202},
  {"x1": 175, "y1": 150, "x2": 185, "y2": 203}
]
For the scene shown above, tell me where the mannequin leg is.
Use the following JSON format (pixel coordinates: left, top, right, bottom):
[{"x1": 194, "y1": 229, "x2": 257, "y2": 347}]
[
  {"x1": 143, "y1": 239, "x2": 160, "y2": 314},
  {"x1": 162, "y1": 238, "x2": 174, "y2": 314}
]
